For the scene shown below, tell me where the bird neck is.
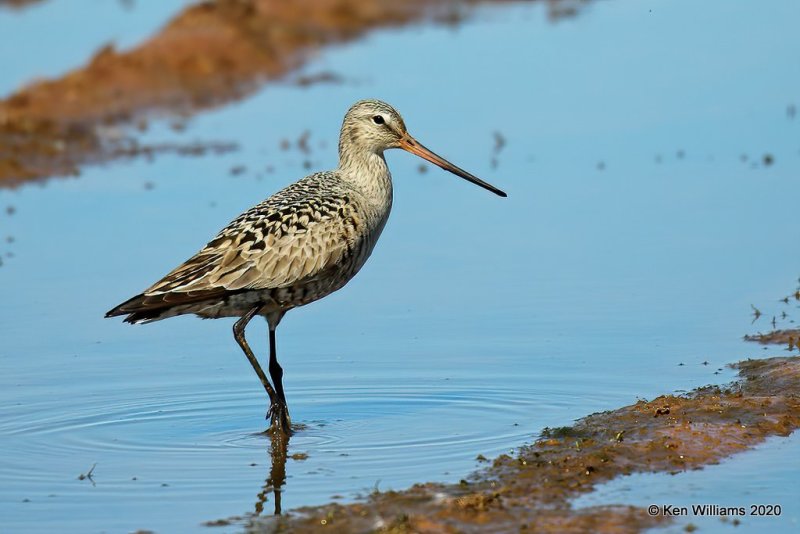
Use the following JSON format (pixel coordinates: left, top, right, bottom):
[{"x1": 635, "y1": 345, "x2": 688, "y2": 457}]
[{"x1": 337, "y1": 148, "x2": 393, "y2": 205}]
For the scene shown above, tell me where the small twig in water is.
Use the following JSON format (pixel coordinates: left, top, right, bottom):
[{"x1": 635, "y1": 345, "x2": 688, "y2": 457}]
[{"x1": 78, "y1": 463, "x2": 97, "y2": 485}]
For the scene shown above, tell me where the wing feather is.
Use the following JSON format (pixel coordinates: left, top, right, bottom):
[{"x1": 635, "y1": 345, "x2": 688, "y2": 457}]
[{"x1": 107, "y1": 174, "x2": 361, "y2": 318}]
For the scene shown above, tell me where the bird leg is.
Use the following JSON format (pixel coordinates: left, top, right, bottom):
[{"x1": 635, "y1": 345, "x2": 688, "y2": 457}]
[
  {"x1": 233, "y1": 306, "x2": 279, "y2": 410},
  {"x1": 266, "y1": 325, "x2": 291, "y2": 434}
]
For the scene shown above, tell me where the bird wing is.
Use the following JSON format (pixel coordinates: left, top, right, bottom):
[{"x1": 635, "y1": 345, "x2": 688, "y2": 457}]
[{"x1": 108, "y1": 175, "x2": 361, "y2": 315}]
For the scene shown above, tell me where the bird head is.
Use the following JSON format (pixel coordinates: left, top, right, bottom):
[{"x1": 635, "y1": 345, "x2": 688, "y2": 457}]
[{"x1": 339, "y1": 99, "x2": 507, "y2": 197}]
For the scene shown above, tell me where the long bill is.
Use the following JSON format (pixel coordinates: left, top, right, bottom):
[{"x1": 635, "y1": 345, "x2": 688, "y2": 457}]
[{"x1": 399, "y1": 135, "x2": 507, "y2": 197}]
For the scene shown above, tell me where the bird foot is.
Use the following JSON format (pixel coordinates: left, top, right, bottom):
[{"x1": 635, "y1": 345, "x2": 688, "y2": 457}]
[{"x1": 267, "y1": 402, "x2": 292, "y2": 435}]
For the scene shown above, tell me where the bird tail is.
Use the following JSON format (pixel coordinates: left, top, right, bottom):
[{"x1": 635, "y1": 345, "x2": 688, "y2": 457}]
[
  {"x1": 106, "y1": 287, "x2": 233, "y2": 323},
  {"x1": 105, "y1": 294, "x2": 167, "y2": 324}
]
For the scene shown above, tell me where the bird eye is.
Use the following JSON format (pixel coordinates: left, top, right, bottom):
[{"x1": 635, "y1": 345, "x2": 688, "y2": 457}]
[{"x1": 372, "y1": 115, "x2": 385, "y2": 125}]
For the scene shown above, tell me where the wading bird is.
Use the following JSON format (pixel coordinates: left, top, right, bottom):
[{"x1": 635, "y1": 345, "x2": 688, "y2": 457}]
[{"x1": 106, "y1": 100, "x2": 506, "y2": 434}]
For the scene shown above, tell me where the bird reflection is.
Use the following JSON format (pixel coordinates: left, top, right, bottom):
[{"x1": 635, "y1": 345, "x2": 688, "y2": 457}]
[{"x1": 254, "y1": 430, "x2": 288, "y2": 516}]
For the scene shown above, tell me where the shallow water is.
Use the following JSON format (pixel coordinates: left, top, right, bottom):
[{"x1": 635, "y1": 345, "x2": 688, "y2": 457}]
[
  {"x1": 573, "y1": 432, "x2": 800, "y2": 533},
  {"x1": 1, "y1": 0, "x2": 799, "y2": 532}
]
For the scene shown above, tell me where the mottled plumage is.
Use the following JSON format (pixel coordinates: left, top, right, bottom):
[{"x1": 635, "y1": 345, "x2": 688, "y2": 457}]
[
  {"x1": 106, "y1": 99, "x2": 506, "y2": 433},
  {"x1": 111, "y1": 171, "x2": 389, "y2": 323}
]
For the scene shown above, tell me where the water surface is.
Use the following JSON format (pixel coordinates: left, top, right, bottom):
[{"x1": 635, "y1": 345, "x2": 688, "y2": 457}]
[{"x1": 1, "y1": 0, "x2": 799, "y2": 532}]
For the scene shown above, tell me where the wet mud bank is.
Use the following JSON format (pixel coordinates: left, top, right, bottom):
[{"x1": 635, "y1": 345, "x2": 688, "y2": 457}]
[
  {"x1": 745, "y1": 329, "x2": 800, "y2": 349},
  {"x1": 0, "y1": 0, "x2": 590, "y2": 186},
  {"x1": 0, "y1": 0, "x2": 46, "y2": 9},
  {"x1": 242, "y1": 356, "x2": 799, "y2": 533},
  {"x1": 745, "y1": 285, "x2": 800, "y2": 350}
]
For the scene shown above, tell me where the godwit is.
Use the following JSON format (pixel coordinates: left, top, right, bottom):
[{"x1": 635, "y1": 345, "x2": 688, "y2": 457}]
[{"x1": 106, "y1": 100, "x2": 506, "y2": 433}]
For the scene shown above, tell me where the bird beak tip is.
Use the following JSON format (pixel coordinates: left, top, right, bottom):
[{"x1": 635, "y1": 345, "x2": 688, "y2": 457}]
[{"x1": 400, "y1": 135, "x2": 507, "y2": 198}]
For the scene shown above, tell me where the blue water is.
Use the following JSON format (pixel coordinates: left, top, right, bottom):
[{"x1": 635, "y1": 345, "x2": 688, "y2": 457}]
[
  {"x1": 1, "y1": 0, "x2": 799, "y2": 532},
  {"x1": 573, "y1": 432, "x2": 800, "y2": 533},
  {"x1": 0, "y1": 0, "x2": 193, "y2": 96}
]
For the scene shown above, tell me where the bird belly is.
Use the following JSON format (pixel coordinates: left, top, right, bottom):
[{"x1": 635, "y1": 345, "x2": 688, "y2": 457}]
[{"x1": 268, "y1": 206, "x2": 389, "y2": 310}]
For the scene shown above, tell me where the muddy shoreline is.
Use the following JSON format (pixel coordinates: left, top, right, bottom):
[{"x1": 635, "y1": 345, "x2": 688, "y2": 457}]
[
  {"x1": 0, "y1": 0, "x2": 46, "y2": 9},
  {"x1": 745, "y1": 329, "x2": 800, "y2": 348},
  {"x1": 226, "y1": 355, "x2": 799, "y2": 533}
]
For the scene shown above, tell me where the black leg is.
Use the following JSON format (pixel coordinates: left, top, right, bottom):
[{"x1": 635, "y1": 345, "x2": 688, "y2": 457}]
[
  {"x1": 269, "y1": 328, "x2": 287, "y2": 404},
  {"x1": 266, "y1": 324, "x2": 291, "y2": 433},
  {"x1": 233, "y1": 306, "x2": 278, "y2": 406}
]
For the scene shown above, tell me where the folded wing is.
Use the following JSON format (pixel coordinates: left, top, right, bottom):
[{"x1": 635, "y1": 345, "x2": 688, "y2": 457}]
[{"x1": 106, "y1": 176, "x2": 359, "y2": 319}]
